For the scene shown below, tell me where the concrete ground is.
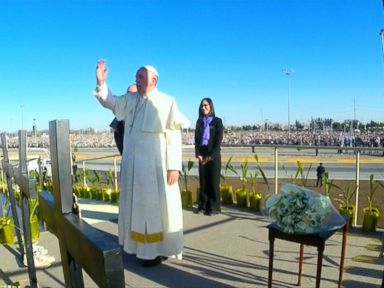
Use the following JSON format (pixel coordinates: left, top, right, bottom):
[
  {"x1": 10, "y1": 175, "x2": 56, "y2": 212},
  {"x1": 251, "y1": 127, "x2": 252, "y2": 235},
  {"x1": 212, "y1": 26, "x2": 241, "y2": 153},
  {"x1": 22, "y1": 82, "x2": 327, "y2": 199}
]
[{"x1": 1, "y1": 199, "x2": 384, "y2": 288}]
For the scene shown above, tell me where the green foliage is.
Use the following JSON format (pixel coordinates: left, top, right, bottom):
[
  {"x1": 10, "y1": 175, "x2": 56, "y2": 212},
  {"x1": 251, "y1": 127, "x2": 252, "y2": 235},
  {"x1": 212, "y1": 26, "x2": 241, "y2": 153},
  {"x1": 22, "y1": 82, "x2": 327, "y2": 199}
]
[
  {"x1": 29, "y1": 198, "x2": 39, "y2": 222},
  {"x1": 239, "y1": 161, "x2": 248, "y2": 192},
  {"x1": 253, "y1": 154, "x2": 270, "y2": 193},
  {"x1": 301, "y1": 163, "x2": 312, "y2": 187},
  {"x1": 220, "y1": 185, "x2": 233, "y2": 204},
  {"x1": 103, "y1": 189, "x2": 111, "y2": 202},
  {"x1": 367, "y1": 174, "x2": 384, "y2": 210},
  {"x1": 30, "y1": 169, "x2": 40, "y2": 184},
  {"x1": 249, "y1": 172, "x2": 258, "y2": 194},
  {"x1": 92, "y1": 170, "x2": 101, "y2": 186},
  {"x1": 110, "y1": 191, "x2": 120, "y2": 203},
  {"x1": 180, "y1": 160, "x2": 194, "y2": 193},
  {"x1": 235, "y1": 188, "x2": 247, "y2": 207},
  {"x1": 323, "y1": 172, "x2": 341, "y2": 197},
  {"x1": 82, "y1": 167, "x2": 89, "y2": 187},
  {"x1": 106, "y1": 168, "x2": 114, "y2": 188},
  {"x1": 220, "y1": 156, "x2": 238, "y2": 186},
  {"x1": 335, "y1": 185, "x2": 357, "y2": 209},
  {"x1": 282, "y1": 161, "x2": 312, "y2": 187}
]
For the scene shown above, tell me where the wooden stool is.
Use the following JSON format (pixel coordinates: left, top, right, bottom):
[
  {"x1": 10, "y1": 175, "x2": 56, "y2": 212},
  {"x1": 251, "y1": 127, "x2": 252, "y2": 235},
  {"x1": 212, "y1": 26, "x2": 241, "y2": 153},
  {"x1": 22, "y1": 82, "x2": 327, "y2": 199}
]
[{"x1": 267, "y1": 221, "x2": 348, "y2": 288}]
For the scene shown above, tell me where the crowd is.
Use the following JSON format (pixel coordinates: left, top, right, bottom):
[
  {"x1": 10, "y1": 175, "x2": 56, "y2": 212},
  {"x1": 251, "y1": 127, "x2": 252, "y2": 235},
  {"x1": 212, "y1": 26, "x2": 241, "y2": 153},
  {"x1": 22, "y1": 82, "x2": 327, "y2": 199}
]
[
  {"x1": 3, "y1": 129, "x2": 384, "y2": 149},
  {"x1": 219, "y1": 130, "x2": 384, "y2": 148}
]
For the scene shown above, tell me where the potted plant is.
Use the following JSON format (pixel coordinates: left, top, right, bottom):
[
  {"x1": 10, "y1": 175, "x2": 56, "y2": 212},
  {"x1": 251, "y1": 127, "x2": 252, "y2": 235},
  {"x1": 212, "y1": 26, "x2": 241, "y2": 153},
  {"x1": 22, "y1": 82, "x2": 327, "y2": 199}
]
[
  {"x1": 106, "y1": 168, "x2": 119, "y2": 203},
  {"x1": 249, "y1": 154, "x2": 270, "y2": 211},
  {"x1": 180, "y1": 160, "x2": 194, "y2": 209},
  {"x1": 235, "y1": 160, "x2": 248, "y2": 208},
  {"x1": 335, "y1": 185, "x2": 356, "y2": 227},
  {"x1": 0, "y1": 192, "x2": 14, "y2": 245},
  {"x1": 248, "y1": 172, "x2": 261, "y2": 211},
  {"x1": 362, "y1": 174, "x2": 384, "y2": 232},
  {"x1": 220, "y1": 156, "x2": 238, "y2": 204}
]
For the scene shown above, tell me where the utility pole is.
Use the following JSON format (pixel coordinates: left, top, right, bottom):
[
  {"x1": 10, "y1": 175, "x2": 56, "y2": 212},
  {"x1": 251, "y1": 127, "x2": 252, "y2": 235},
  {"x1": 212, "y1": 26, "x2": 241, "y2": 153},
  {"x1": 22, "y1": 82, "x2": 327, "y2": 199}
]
[{"x1": 283, "y1": 68, "x2": 294, "y2": 136}]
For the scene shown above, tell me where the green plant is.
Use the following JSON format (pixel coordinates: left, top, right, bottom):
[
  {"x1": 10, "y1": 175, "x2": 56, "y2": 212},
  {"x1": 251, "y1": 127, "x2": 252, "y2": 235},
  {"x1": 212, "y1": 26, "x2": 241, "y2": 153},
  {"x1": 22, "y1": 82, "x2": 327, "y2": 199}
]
[
  {"x1": 301, "y1": 163, "x2": 312, "y2": 187},
  {"x1": 235, "y1": 160, "x2": 248, "y2": 207},
  {"x1": 367, "y1": 174, "x2": 384, "y2": 211},
  {"x1": 0, "y1": 168, "x2": 5, "y2": 193},
  {"x1": 102, "y1": 188, "x2": 112, "y2": 202},
  {"x1": 91, "y1": 170, "x2": 101, "y2": 187},
  {"x1": 323, "y1": 172, "x2": 341, "y2": 197},
  {"x1": 249, "y1": 154, "x2": 271, "y2": 209},
  {"x1": 29, "y1": 198, "x2": 40, "y2": 242},
  {"x1": 282, "y1": 161, "x2": 312, "y2": 187},
  {"x1": 180, "y1": 160, "x2": 194, "y2": 209},
  {"x1": 180, "y1": 160, "x2": 194, "y2": 193},
  {"x1": 0, "y1": 192, "x2": 14, "y2": 244},
  {"x1": 361, "y1": 174, "x2": 384, "y2": 232},
  {"x1": 220, "y1": 156, "x2": 238, "y2": 204},
  {"x1": 81, "y1": 166, "x2": 89, "y2": 187},
  {"x1": 281, "y1": 161, "x2": 300, "y2": 184},
  {"x1": 335, "y1": 185, "x2": 357, "y2": 227},
  {"x1": 239, "y1": 161, "x2": 248, "y2": 192},
  {"x1": 220, "y1": 156, "x2": 238, "y2": 186},
  {"x1": 253, "y1": 154, "x2": 270, "y2": 192},
  {"x1": 336, "y1": 185, "x2": 357, "y2": 210},
  {"x1": 110, "y1": 190, "x2": 120, "y2": 203},
  {"x1": 106, "y1": 168, "x2": 115, "y2": 188}
]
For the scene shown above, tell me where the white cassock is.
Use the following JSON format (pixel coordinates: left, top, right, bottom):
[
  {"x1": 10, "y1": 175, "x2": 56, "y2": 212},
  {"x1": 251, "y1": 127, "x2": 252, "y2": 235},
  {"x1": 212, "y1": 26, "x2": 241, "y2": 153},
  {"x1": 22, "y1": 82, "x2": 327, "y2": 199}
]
[{"x1": 94, "y1": 83, "x2": 189, "y2": 260}]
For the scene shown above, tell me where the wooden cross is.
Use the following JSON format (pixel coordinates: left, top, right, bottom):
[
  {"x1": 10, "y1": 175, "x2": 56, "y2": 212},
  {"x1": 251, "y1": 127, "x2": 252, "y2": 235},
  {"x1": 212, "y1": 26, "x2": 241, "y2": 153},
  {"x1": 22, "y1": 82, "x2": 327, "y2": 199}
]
[
  {"x1": 38, "y1": 119, "x2": 124, "y2": 288},
  {"x1": 1, "y1": 131, "x2": 38, "y2": 287}
]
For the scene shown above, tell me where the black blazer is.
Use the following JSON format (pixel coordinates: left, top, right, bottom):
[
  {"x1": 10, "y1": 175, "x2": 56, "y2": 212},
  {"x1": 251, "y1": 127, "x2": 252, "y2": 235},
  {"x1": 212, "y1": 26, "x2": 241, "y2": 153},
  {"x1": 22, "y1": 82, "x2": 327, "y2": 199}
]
[{"x1": 194, "y1": 116, "x2": 224, "y2": 160}]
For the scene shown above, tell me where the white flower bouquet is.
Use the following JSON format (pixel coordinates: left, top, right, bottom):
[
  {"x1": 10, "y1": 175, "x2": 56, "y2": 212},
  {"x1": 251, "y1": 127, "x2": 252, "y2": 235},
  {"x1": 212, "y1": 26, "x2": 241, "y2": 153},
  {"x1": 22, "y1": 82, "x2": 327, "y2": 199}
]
[{"x1": 266, "y1": 183, "x2": 345, "y2": 234}]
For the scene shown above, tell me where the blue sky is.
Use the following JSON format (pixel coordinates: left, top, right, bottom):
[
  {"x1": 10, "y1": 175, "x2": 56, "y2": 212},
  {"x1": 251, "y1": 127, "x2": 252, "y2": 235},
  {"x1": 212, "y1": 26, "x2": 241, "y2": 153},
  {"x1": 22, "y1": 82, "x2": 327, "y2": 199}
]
[{"x1": 1, "y1": 0, "x2": 383, "y2": 132}]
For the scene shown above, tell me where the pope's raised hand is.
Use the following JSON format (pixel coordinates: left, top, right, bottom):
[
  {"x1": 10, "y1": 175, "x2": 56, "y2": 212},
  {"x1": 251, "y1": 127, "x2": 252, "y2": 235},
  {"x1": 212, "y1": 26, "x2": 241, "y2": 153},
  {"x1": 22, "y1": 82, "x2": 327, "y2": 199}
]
[{"x1": 96, "y1": 59, "x2": 108, "y2": 86}]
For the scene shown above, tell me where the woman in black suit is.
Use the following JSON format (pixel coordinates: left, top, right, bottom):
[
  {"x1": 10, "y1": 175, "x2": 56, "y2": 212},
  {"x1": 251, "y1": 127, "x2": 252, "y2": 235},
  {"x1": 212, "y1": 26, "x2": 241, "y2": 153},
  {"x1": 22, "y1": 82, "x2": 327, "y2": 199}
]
[{"x1": 194, "y1": 98, "x2": 223, "y2": 216}]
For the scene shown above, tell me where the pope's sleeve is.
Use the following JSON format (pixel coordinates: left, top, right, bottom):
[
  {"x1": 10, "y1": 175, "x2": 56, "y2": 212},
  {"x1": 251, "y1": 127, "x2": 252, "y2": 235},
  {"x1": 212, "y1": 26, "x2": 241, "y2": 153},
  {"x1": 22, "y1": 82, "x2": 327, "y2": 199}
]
[
  {"x1": 93, "y1": 83, "x2": 128, "y2": 120},
  {"x1": 93, "y1": 83, "x2": 116, "y2": 110},
  {"x1": 166, "y1": 100, "x2": 190, "y2": 130}
]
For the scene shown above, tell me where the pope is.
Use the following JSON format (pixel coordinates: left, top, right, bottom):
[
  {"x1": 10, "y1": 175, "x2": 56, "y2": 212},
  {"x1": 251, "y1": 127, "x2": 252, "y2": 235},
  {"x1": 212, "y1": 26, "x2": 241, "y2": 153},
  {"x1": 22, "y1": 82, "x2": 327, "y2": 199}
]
[{"x1": 94, "y1": 60, "x2": 189, "y2": 267}]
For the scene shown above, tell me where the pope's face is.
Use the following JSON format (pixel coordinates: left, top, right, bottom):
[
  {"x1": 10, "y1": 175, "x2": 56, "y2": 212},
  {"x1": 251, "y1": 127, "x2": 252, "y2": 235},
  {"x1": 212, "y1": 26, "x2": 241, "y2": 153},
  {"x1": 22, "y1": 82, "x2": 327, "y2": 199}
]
[
  {"x1": 136, "y1": 68, "x2": 157, "y2": 94},
  {"x1": 135, "y1": 68, "x2": 149, "y2": 94}
]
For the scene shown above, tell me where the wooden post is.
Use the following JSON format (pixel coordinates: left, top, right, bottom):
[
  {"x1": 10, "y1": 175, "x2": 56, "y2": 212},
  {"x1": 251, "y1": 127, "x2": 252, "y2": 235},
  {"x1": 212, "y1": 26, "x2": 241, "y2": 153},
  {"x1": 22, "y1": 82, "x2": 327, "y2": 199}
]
[
  {"x1": 0, "y1": 133, "x2": 24, "y2": 257},
  {"x1": 354, "y1": 150, "x2": 360, "y2": 226},
  {"x1": 274, "y1": 147, "x2": 279, "y2": 194},
  {"x1": 38, "y1": 120, "x2": 124, "y2": 288},
  {"x1": 2, "y1": 131, "x2": 39, "y2": 287},
  {"x1": 15, "y1": 130, "x2": 38, "y2": 288},
  {"x1": 114, "y1": 156, "x2": 118, "y2": 192}
]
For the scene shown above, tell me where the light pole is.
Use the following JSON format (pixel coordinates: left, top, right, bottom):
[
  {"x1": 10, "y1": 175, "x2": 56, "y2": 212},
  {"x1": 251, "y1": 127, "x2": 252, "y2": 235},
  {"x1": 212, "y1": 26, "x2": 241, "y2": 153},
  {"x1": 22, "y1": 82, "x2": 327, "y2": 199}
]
[{"x1": 283, "y1": 68, "x2": 294, "y2": 135}]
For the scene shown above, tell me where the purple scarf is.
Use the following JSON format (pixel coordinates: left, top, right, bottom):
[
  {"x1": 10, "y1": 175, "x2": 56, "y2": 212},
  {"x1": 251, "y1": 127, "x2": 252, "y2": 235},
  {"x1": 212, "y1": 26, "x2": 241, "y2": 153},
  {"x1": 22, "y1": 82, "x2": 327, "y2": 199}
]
[{"x1": 201, "y1": 116, "x2": 213, "y2": 145}]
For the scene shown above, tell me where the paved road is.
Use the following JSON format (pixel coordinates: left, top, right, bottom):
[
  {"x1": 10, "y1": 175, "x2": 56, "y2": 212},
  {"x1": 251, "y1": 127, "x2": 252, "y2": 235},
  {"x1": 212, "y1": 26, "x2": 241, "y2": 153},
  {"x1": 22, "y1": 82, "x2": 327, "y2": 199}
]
[{"x1": 73, "y1": 147, "x2": 384, "y2": 180}]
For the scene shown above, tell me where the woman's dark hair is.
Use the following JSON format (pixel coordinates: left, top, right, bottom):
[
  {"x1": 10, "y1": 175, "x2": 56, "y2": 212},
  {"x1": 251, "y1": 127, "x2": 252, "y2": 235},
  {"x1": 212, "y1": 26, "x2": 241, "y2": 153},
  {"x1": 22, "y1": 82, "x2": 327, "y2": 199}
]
[{"x1": 198, "y1": 97, "x2": 215, "y2": 118}]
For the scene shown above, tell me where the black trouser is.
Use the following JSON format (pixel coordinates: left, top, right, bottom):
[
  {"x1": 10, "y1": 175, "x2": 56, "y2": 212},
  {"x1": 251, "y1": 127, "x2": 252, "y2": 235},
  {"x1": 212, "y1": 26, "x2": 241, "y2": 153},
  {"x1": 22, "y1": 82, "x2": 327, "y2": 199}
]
[
  {"x1": 316, "y1": 175, "x2": 323, "y2": 186},
  {"x1": 198, "y1": 147, "x2": 221, "y2": 212}
]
